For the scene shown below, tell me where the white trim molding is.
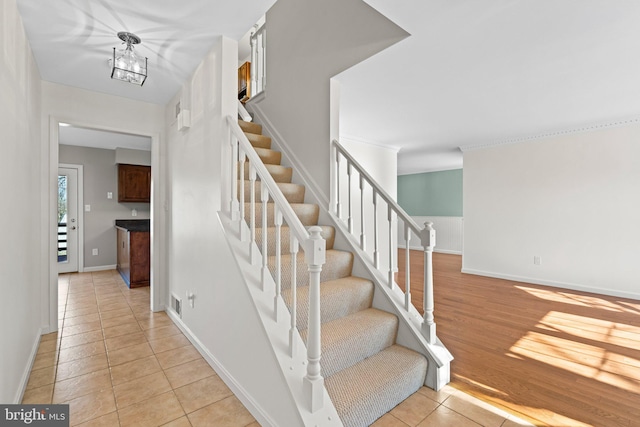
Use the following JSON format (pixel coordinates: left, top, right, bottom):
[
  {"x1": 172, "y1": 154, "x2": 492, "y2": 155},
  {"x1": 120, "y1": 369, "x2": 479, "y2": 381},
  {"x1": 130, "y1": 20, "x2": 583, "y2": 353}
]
[
  {"x1": 15, "y1": 328, "x2": 43, "y2": 403},
  {"x1": 83, "y1": 264, "x2": 117, "y2": 272},
  {"x1": 459, "y1": 116, "x2": 640, "y2": 152},
  {"x1": 166, "y1": 309, "x2": 277, "y2": 427},
  {"x1": 461, "y1": 268, "x2": 640, "y2": 301}
]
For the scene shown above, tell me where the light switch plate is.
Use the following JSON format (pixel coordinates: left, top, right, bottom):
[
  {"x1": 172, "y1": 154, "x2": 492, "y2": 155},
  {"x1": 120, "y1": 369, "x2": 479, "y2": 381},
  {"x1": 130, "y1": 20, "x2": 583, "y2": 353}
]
[
  {"x1": 85, "y1": 205, "x2": 91, "y2": 212},
  {"x1": 107, "y1": 192, "x2": 113, "y2": 199}
]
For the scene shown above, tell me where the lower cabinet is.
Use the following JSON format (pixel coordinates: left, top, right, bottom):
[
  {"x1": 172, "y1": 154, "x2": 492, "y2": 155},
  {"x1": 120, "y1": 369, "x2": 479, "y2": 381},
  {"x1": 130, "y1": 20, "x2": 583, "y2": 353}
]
[{"x1": 116, "y1": 227, "x2": 150, "y2": 287}]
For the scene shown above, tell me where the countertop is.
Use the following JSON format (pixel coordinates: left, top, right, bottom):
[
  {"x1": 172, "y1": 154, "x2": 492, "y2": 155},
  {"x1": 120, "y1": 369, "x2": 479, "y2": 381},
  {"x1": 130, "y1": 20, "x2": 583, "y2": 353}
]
[{"x1": 115, "y1": 219, "x2": 150, "y2": 232}]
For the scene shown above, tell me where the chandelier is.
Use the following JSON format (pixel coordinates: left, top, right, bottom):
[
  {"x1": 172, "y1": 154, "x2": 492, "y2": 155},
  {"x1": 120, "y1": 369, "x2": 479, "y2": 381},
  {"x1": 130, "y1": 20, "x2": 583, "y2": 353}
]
[{"x1": 110, "y1": 32, "x2": 147, "y2": 86}]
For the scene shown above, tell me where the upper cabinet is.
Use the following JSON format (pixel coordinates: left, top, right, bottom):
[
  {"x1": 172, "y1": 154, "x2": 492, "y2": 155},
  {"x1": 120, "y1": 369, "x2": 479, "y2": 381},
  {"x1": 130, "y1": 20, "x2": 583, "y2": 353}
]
[
  {"x1": 118, "y1": 164, "x2": 151, "y2": 203},
  {"x1": 238, "y1": 61, "x2": 251, "y2": 103}
]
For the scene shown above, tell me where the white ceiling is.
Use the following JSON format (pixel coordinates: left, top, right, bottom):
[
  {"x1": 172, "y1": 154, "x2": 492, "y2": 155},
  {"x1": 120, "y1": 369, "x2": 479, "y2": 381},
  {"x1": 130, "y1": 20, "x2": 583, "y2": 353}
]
[
  {"x1": 17, "y1": 1, "x2": 640, "y2": 174},
  {"x1": 338, "y1": 0, "x2": 640, "y2": 174},
  {"x1": 16, "y1": 0, "x2": 275, "y2": 105}
]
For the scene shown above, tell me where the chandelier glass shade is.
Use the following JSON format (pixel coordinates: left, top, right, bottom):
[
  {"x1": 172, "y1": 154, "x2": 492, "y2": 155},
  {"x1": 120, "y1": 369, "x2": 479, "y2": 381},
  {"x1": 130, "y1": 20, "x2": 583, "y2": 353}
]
[{"x1": 110, "y1": 32, "x2": 147, "y2": 86}]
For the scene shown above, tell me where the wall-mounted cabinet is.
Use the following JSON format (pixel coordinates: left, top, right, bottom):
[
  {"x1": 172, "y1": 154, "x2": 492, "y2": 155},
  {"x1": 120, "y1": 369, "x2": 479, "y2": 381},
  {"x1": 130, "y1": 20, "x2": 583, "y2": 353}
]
[
  {"x1": 238, "y1": 61, "x2": 251, "y2": 103},
  {"x1": 118, "y1": 164, "x2": 150, "y2": 203}
]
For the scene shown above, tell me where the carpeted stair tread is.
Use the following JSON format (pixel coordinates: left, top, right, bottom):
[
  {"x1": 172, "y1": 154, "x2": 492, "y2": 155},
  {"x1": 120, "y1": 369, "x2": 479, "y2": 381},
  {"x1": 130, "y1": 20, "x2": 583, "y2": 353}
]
[
  {"x1": 256, "y1": 225, "x2": 335, "y2": 254},
  {"x1": 253, "y1": 147, "x2": 281, "y2": 165},
  {"x1": 300, "y1": 308, "x2": 397, "y2": 378},
  {"x1": 245, "y1": 132, "x2": 272, "y2": 149},
  {"x1": 241, "y1": 181, "x2": 305, "y2": 204},
  {"x1": 244, "y1": 202, "x2": 319, "y2": 226},
  {"x1": 325, "y1": 345, "x2": 428, "y2": 427},
  {"x1": 241, "y1": 163, "x2": 293, "y2": 183},
  {"x1": 269, "y1": 249, "x2": 353, "y2": 289},
  {"x1": 236, "y1": 116, "x2": 431, "y2": 427},
  {"x1": 238, "y1": 120, "x2": 262, "y2": 134},
  {"x1": 283, "y1": 276, "x2": 373, "y2": 331}
]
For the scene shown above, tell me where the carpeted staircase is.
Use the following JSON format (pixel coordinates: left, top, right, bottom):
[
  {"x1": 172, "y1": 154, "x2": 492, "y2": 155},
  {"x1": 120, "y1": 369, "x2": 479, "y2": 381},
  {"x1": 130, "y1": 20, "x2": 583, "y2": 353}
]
[{"x1": 239, "y1": 119, "x2": 428, "y2": 427}]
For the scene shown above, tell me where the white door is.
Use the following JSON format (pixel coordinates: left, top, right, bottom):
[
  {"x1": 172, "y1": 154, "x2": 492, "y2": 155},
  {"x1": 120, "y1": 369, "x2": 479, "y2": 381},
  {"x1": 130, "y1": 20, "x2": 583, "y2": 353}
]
[{"x1": 58, "y1": 167, "x2": 79, "y2": 273}]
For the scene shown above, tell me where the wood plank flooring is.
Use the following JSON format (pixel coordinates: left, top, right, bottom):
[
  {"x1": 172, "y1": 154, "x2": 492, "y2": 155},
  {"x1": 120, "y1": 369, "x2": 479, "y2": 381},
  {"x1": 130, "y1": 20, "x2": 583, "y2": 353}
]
[{"x1": 396, "y1": 251, "x2": 640, "y2": 427}]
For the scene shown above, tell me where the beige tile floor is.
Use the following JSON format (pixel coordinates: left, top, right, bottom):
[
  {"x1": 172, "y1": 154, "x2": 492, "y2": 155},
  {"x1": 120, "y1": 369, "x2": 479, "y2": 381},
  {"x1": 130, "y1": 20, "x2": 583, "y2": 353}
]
[{"x1": 22, "y1": 270, "x2": 534, "y2": 427}]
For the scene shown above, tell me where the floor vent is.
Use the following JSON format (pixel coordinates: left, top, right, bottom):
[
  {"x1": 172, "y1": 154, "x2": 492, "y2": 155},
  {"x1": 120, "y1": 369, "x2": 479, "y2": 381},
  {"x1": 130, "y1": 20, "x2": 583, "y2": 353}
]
[{"x1": 171, "y1": 293, "x2": 182, "y2": 318}]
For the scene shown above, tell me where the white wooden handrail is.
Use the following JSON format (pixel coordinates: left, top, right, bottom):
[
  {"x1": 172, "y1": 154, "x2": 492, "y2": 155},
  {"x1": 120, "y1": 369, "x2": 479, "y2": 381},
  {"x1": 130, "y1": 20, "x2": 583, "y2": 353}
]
[
  {"x1": 238, "y1": 100, "x2": 252, "y2": 122},
  {"x1": 332, "y1": 139, "x2": 437, "y2": 344},
  {"x1": 227, "y1": 115, "x2": 326, "y2": 412}
]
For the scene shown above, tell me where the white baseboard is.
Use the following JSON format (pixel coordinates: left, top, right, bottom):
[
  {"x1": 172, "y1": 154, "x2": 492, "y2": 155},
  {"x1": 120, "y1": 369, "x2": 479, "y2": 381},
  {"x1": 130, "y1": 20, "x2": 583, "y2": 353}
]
[
  {"x1": 165, "y1": 309, "x2": 275, "y2": 427},
  {"x1": 15, "y1": 328, "x2": 43, "y2": 403},
  {"x1": 461, "y1": 268, "x2": 640, "y2": 300},
  {"x1": 83, "y1": 264, "x2": 117, "y2": 272},
  {"x1": 435, "y1": 249, "x2": 462, "y2": 255}
]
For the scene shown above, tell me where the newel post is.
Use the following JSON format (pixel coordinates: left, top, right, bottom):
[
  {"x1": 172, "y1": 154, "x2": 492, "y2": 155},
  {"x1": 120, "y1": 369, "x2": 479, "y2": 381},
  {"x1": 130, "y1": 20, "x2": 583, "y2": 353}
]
[
  {"x1": 303, "y1": 227, "x2": 326, "y2": 412},
  {"x1": 421, "y1": 221, "x2": 436, "y2": 344}
]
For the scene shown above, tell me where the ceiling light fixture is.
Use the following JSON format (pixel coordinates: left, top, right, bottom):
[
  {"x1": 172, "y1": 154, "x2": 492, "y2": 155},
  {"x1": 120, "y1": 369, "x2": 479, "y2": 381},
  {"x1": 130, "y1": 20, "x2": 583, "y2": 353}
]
[{"x1": 110, "y1": 32, "x2": 147, "y2": 86}]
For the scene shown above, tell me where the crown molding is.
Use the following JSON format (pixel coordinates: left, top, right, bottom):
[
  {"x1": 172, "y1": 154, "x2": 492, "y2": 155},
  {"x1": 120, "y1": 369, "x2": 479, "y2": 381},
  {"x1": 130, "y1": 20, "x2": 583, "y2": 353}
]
[
  {"x1": 459, "y1": 116, "x2": 640, "y2": 152},
  {"x1": 339, "y1": 134, "x2": 401, "y2": 152}
]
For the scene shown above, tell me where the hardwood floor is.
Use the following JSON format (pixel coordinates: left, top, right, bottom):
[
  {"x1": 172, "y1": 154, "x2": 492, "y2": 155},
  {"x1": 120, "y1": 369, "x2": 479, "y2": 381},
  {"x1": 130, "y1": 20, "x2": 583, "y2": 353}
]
[{"x1": 396, "y1": 251, "x2": 640, "y2": 427}]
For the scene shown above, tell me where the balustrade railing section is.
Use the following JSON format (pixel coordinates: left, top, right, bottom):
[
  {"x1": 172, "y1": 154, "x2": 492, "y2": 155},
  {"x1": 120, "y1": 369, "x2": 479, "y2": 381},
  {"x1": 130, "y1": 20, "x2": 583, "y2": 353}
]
[
  {"x1": 250, "y1": 24, "x2": 266, "y2": 97},
  {"x1": 331, "y1": 140, "x2": 437, "y2": 344},
  {"x1": 226, "y1": 116, "x2": 326, "y2": 412}
]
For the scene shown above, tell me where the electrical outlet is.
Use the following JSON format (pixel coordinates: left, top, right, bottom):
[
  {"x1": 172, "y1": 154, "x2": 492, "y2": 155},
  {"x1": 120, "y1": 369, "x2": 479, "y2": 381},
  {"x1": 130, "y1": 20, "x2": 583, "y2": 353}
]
[
  {"x1": 107, "y1": 192, "x2": 113, "y2": 199},
  {"x1": 131, "y1": 209, "x2": 137, "y2": 217},
  {"x1": 534, "y1": 256, "x2": 541, "y2": 265},
  {"x1": 92, "y1": 248, "x2": 99, "y2": 256}
]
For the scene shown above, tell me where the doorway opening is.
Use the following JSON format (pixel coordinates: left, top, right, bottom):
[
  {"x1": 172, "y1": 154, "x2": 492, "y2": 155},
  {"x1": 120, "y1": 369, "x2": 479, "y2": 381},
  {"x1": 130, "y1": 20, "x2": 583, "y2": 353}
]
[{"x1": 48, "y1": 118, "x2": 162, "y2": 334}]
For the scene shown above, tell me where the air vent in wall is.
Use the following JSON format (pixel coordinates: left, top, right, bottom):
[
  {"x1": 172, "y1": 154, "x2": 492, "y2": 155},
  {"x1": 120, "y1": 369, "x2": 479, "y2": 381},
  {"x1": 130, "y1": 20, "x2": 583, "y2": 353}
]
[{"x1": 171, "y1": 293, "x2": 182, "y2": 318}]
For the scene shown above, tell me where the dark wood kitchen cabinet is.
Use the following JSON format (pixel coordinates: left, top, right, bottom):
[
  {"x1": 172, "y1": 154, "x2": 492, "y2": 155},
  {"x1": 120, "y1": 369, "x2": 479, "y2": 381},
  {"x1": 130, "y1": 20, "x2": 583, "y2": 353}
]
[
  {"x1": 118, "y1": 164, "x2": 151, "y2": 203},
  {"x1": 116, "y1": 226, "x2": 150, "y2": 288}
]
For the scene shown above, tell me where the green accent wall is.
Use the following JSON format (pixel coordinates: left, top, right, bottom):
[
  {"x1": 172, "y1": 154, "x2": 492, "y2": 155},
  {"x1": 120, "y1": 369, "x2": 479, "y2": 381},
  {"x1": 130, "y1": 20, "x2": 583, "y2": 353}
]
[{"x1": 397, "y1": 169, "x2": 463, "y2": 216}]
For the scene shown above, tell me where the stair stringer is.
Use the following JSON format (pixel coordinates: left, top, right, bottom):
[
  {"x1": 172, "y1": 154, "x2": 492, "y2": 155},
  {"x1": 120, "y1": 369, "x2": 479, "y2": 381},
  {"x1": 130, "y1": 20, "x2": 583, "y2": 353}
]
[
  {"x1": 245, "y1": 102, "x2": 453, "y2": 392},
  {"x1": 218, "y1": 212, "x2": 344, "y2": 427}
]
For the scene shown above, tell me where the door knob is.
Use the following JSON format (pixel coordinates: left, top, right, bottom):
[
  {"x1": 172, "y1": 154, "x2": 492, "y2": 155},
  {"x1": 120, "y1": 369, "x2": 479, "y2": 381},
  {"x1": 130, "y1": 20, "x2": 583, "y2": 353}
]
[{"x1": 71, "y1": 226, "x2": 77, "y2": 230}]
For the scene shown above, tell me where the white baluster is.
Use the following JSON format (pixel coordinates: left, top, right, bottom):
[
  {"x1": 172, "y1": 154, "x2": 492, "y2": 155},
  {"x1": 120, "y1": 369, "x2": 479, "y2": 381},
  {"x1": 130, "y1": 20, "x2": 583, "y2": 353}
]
[
  {"x1": 250, "y1": 28, "x2": 257, "y2": 93},
  {"x1": 421, "y1": 221, "x2": 436, "y2": 344},
  {"x1": 373, "y1": 192, "x2": 379, "y2": 269},
  {"x1": 261, "y1": 29, "x2": 266, "y2": 91},
  {"x1": 359, "y1": 174, "x2": 366, "y2": 250},
  {"x1": 289, "y1": 235, "x2": 298, "y2": 357},
  {"x1": 388, "y1": 205, "x2": 394, "y2": 288},
  {"x1": 249, "y1": 166, "x2": 259, "y2": 265},
  {"x1": 336, "y1": 151, "x2": 342, "y2": 218},
  {"x1": 274, "y1": 205, "x2": 282, "y2": 320},
  {"x1": 303, "y1": 227, "x2": 326, "y2": 412},
  {"x1": 230, "y1": 135, "x2": 239, "y2": 220},
  {"x1": 261, "y1": 181, "x2": 269, "y2": 291},
  {"x1": 239, "y1": 149, "x2": 247, "y2": 240},
  {"x1": 404, "y1": 223, "x2": 411, "y2": 311},
  {"x1": 347, "y1": 163, "x2": 353, "y2": 234}
]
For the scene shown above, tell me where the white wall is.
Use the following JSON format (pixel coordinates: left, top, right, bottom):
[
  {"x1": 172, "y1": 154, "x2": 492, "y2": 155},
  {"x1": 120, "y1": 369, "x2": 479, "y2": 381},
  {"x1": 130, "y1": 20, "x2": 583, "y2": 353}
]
[
  {"x1": 164, "y1": 36, "x2": 304, "y2": 426},
  {"x1": 463, "y1": 123, "x2": 640, "y2": 299},
  {"x1": 255, "y1": 0, "x2": 408, "y2": 204},
  {"x1": 0, "y1": 0, "x2": 43, "y2": 403}
]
